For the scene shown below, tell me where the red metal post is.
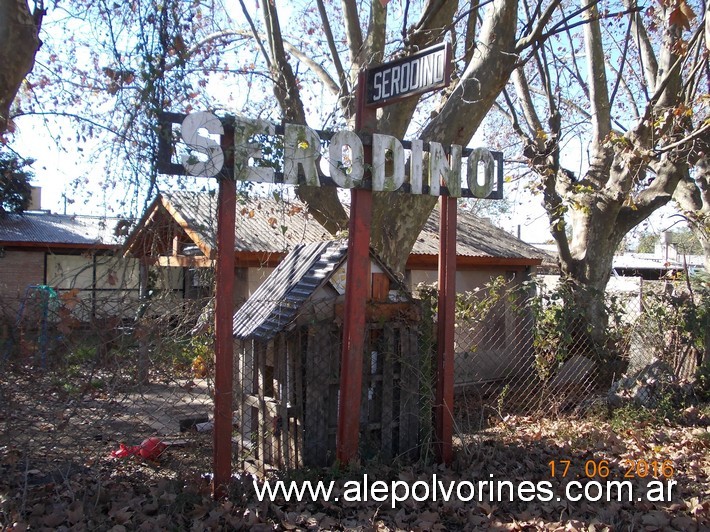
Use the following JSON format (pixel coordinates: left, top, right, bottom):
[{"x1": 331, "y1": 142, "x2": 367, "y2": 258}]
[
  {"x1": 336, "y1": 71, "x2": 375, "y2": 464},
  {"x1": 435, "y1": 195, "x2": 457, "y2": 464},
  {"x1": 212, "y1": 146, "x2": 236, "y2": 497}
]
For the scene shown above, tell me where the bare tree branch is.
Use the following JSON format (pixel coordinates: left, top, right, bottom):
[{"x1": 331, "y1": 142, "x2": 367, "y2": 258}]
[
  {"x1": 655, "y1": 121, "x2": 710, "y2": 155},
  {"x1": 515, "y1": 0, "x2": 562, "y2": 51},
  {"x1": 608, "y1": 16, "x2": 632, "y2": 113},
  {"x1": 582, "y1": 0, "x2": 612, "y2": 149},
  {"x1": 645, "y1": 24, "x2": 704, "y2": 120},
  {"x1": 511, "y1": 69, "x2": 544, "y2": 142},
  {"x1": 463, "y1": 0, "x2": 479, "y2": 65},
  {"x1": 420, "y1": 0, "x2": 519, "y2": 146},
  {"x1": 316, "y1": 0, "x2": 349, "y2": 97},
  {"x1": 283, "y1": 41, "x2": 340, "y2": 96},
  {"x1": 341, "y1": 0, "x2": 363, "y2": 68},
  {"x1": 238, "y1": 0, "x2": 271, "y2": 68},
  {"x1": 623, "y1": 0, "x2": 657, "y2": 96}
]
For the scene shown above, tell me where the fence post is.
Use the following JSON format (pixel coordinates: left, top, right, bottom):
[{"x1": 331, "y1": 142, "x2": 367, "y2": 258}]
[
  {"x1": 336, "y1": 70, "x2": 374, "y2": 464},
  {"x1": 212, "y1": 134, "x2": 236, "y2": 498},
  {"x1": 435, "y1": 195, "x2": 456, "y2": 464}
]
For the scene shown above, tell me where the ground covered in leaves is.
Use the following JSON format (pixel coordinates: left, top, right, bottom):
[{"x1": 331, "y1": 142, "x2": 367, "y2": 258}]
[{"x1": 1, "y1": 405, "x2": 709, "y2": 531}]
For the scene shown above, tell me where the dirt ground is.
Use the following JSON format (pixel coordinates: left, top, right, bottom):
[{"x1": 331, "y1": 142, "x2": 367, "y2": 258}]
[{"x1": 1, "y1": 368, "x2": 709, "y2": 530}]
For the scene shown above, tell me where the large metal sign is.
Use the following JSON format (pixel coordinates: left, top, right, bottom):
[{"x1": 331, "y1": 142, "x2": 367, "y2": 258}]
[
  {"x1": 158, "y1": 111, "x2": 504, "y2": 200},
  {"x1": 365, "y1": 43, "x2": 451, "y2": 107}
]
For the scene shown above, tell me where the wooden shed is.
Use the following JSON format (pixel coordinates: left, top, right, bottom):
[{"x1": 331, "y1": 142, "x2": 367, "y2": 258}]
[{"x1": 232, "y1": 240, "x2": 426, "y2": 471}]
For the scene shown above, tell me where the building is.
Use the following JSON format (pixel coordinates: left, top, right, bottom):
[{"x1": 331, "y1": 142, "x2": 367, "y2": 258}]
[
  {"x1": 123, "y1": 191, "x2": 547, "y2": 304},
  {"x1": 0, "y1": 204, "x2": 137, "y2": 324}
]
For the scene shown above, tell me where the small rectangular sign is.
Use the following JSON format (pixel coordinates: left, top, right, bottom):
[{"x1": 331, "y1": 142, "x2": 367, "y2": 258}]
[{"x1": 365, "y1": 43, "x2": 451, "y2": 107}]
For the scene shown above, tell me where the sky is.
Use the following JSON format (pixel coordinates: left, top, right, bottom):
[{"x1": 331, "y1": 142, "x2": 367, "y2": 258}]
[{"x1": 8, "y1": 1, "x2": 689, "y2": 248}]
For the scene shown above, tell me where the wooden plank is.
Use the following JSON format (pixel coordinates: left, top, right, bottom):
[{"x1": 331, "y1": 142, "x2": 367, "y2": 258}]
[
  {"x1": 235, "y1": 340, "x2": 247, "y2": 469},
  {"x1": 290, "y1": 330, "x2": 303, "y2": 468},
  {"x1": 241, "y1": 339, "x2": 256, "y2": 466},
  {"x1": 371, "y1": 273, "x2": 390, "y2": 301},
  {"x1": 400, "y1": 327, "x2": 421, "y2": 459},
  {"x1": 266, "y1": 398, "x2": 281, "y2": 469},
  {"x1": 435, "y1": 195, "x2": 456, "y2": 464},
  {"x1": 304, "y1": 325, "x2": 331, "y2": 466},
  {"x1": 213, "y1": 174, "x2": 236, "y2": 498},
  {"x1": 337, "y1": 186, "x2": 372, "y2": 464},
  {"x1": 336, "y1": 71, "x2": 375, "y2": 465},
  {"x1": 276, "y1": 334, "x2": 289, "y2": 469},
  {"x1": 398, "y1": 327, "x2": 412, "y2": 457},
  {"x1": 381, "y1": 324, "x2": 395, "y2": 458},
  {"x1": 303, "y1": 327, "x2": 318, "y2": 466},
  {"x1": 256, "y1": 342, "x2": 269, "y2": 468}
]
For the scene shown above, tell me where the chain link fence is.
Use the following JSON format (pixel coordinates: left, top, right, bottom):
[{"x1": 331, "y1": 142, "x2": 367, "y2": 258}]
[
  {"x1": 2, "y1": 265, "x2": 709, "y2": 522},
  {"x1": 437, "y1": 273, "x2": 710, "y2": 437},
  {"x1": 0, "y1": 271, "x2": 218, "y2": 520},
  {"x1": 233, "y1": 297, "x2": 432, "y2": 475}
]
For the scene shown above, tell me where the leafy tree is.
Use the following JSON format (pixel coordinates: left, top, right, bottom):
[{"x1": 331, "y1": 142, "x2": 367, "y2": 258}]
[
  {"x1": 7, "y1": 1, "x2": 243, "y2": 215},
  {"x1": 497, "y1": 0, "x2": 708, "y2": 340},
  {"x1": 5, "y1": 0, "x2": 572, "y2": 266},
  {"x1": 227, "y1": 0, "x2": 573, "y2": 272},
  {"x1": 670, "y1": 227, "x2": 703, "y2": 255},
  {"x1": 9, "y1": 0, "x2": 704, "y2": 291},
  {"x1": 635, "y1": 228, "x2": 703, "y2": 254},
  {"x1": 0, "y1": 149, "x2": 33, "y2": 216},
  {"x1": 636, "y1": 231, "x2": 659, "y2": 253}
]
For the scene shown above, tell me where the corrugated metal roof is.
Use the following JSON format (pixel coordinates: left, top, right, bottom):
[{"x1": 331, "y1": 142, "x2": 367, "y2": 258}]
[
  {"x1": 161, "y1": 191, "x2": 331, "y2": 254},
  {"x1": 0, "y1": 212, "x2": 124, "y2": 247},
  {"x1": 411, "y1": 207, "x2": 547, "y2": 260},
  {"x1": 158, "y1": 191, "x2": 545, "y2": 261},
  {"x1": 232, "y1": 240, "x2": 348, "y2": 341}
]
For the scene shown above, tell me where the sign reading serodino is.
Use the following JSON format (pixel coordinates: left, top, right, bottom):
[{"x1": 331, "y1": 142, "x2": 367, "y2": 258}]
[
  {"x1": 365, "y1": 43, "x2": 451, "y2": 107},
  {"x1": 171, "y1": 111, "x2": 503, "y2": 200}
]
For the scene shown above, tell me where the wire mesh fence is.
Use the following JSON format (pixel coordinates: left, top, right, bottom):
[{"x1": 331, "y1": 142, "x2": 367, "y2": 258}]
[
  {"x1": 0, "y1": 283, "x2": 218, "y2": 516},
  {"x1": 1, "y1": 266, "x2": 709, "y2": 519},
  {"x1": 438, "y1": 274, "x2": 710, "y2": 437},
  {"x1": 233, "y1": 297, "x2": 431, "y2": 475}
]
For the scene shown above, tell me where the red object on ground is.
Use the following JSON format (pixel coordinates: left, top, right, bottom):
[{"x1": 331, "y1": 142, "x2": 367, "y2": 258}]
[{"x1": 111, "y1": 437, "x2": 167, "y2": 461}]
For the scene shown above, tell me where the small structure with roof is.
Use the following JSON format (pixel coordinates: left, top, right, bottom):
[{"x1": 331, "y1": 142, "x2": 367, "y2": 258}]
[
  {"x1": 232, "y1": 240, "x2": 425, "y2": 471},
  {"x1": 0, "y1": 204, "x2": 137, "y2": 324},
  {"x1": 0, "y1": 197, "x2": 137, "y2": 363}
]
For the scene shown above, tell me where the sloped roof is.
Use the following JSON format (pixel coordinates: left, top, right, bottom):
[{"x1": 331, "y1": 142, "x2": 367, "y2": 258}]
[
  {"x1": 164, "y1": 190, "x2": 331, "y2": 254},
  {"x1": 233, "y1": 240, "x2": 349, "y2": 341},
  {"x1": 0, "y1": 211, "x2": 124, "y2": 248},
  {"x1": 126, "y1": 191, "x2": 545, "y2": 264},
  {"x1": 412, "y1": 208, "x2": 547, "y2": 261}
]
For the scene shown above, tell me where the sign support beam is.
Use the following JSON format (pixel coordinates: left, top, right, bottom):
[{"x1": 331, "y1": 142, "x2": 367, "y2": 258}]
[
  {"x1": 435, "y1": 194, "x2": 456, "y2": 464},
  {"x1": 336, "y1": 71, "x2": 375, "y2": 464},
  {"x1": 212, "y1": 133, "x2": 236, "y2": 498}
]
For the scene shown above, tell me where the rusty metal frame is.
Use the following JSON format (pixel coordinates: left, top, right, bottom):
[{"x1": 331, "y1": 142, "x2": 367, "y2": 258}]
[
  {"x1": 436, "y1": 195, "x2": 457, "y2": 464},
  {"x1": 336, "y1": 71, "x2": 375, "y2": 464}
]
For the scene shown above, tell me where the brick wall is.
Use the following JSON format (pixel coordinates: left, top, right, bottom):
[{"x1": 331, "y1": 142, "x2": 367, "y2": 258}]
[{"x1": 0, "y1": 250, "x2": 45, "y2": 318}]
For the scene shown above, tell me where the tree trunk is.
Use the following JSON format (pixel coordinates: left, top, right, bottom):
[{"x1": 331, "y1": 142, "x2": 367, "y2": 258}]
[
  {"x1": 562, "y1": 197, "x2": 624, "y2": 347},
  {"x1": 674, "y1": 157, "x2": 710, "y2": 272},
  {"x1": 369, "y1": 0, "x2": 520, "y2": 274},
  {"x1": 0, "y1": 0, "x2": 43, "y2": 136}
]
